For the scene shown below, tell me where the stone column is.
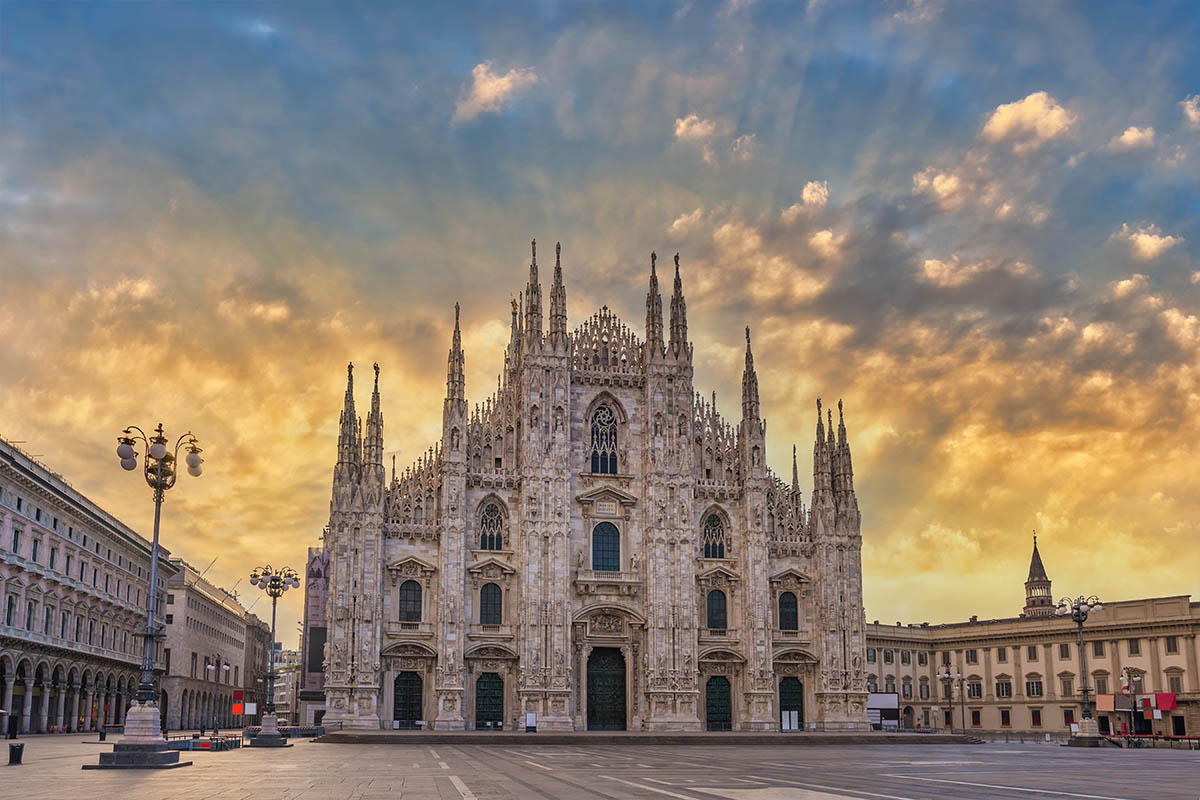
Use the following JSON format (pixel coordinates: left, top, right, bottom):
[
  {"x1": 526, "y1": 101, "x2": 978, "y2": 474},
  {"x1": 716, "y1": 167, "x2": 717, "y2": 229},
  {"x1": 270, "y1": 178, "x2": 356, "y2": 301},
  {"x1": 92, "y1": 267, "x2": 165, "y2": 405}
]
[
  {"x1": 70, "y1": 684, "x2": 81, "y2": 731},
  {"x1": 1186, "y1": 635, "x2": 1199, "y2": 692},
  {"x1": 56, "y1": 682, "x2": 67, "y2": 729},
  {"x1": 1148, "y1": 637, "x2": 1162, "y2": 694},
  {"x1": 84, "y1": 688, "x2": 95, "y2": 731},
  {"x1": 38, "y1": 683, "x2": 50, "y2": 732},
  {"x1": 21, "y1": 677, "x2": 34, "y2": 733},
  {"x1": 2, "y1": 678, "x2": 14, "y2": 728}
]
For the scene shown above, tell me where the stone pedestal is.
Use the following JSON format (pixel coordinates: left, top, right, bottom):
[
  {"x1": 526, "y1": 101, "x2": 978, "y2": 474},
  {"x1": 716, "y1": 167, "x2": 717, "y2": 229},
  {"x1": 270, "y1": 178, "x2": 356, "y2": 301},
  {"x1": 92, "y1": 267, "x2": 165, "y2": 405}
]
[
  {"x1": 83, "y1": 702, "x2": 192, "y2": 770},
  {"x1": 432, "y1": 689, "x2": 466, "y2": 730},
  {"x1": 1066, "y1": 716, "x2": 1106, "y2": 747},
  {"x1": 250, "y1": 711, "x2": 290, "y2": 747}
]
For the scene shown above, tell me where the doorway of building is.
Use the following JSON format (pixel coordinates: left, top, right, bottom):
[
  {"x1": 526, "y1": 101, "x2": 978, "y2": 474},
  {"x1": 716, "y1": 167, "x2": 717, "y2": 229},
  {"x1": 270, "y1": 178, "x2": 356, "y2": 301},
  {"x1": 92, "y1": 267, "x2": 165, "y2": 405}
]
[
  {"x1": 475, "y1": 672, "x2": 503, "y2": 730},
  {"x1": 586, "y1": 648, "x2": 626, "y2": 730},
  {"x1": 779, "y1": 677, "x2": 804, "y2": 729},
  {"x1": 393, "y1": 672, "x2": 422, "y2": 729},
  {"x1": 902, "y1": 706, "x2": 914, "y2": 729},
  {"x1": 705, "y1": 676, "x2": 733, "y2": 731}
]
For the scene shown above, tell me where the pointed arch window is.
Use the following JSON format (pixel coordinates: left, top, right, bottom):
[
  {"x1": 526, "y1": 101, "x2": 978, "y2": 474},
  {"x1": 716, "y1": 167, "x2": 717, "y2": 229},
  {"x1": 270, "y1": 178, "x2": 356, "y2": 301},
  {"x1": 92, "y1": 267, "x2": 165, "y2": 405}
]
[
  {"x1": 702, "y1": 514, "x2": 727, "y2": 559},
  {"x1": 480, "y1": 583, "x2": 502, "y2": 625},
  {"x1": 592, "y1": 522, "x2": 620, "y2": 572},
  {"x1": 589, "y1": 406, "x2": 618, "y2": 474},
  {"x1": 779, "y1": 591, "x2": 798, "y2": 631},
  {"x1": 399, "y1": 580, "x2": 421, "y2": 622},
  {"x1": 706, "y1": 589, "x2": 727, "y2": 630},
  {"x1": 479, "y1": 503, "x2": 504, "y2": 550}
]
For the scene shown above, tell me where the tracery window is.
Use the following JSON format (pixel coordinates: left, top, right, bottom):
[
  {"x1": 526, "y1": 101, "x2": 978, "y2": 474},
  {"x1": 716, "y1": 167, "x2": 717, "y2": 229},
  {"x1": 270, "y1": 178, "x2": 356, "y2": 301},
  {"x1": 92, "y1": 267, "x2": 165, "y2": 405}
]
[
  {"x1": 399, "y1": 580, "x2": 421, "y2": 622},
  {"x1": 479, "y1": 503, "x2": 504, "y2": 551},
  {"x1": 778, "y1": 591, "x2": 798, "y2": 631},
  {"x1": 701, "y1": 514, "x2": 727, "y2": 559},
  {"x1": 706, "y1": 589, "x2": 727, "y2": 630},
  {"x1": 592, "y1": 522, "x2": 620, "y2": 571},
  {"x1": 589, "y1": 406, "x2": 618, "y2": 474},
  {"x1": 480, "y1": 583, "x2": 502, "y2": 625}
]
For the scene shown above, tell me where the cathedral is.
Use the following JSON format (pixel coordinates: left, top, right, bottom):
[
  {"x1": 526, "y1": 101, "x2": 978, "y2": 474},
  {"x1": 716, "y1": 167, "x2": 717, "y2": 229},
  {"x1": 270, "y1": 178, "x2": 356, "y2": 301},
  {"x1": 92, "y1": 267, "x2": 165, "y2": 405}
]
[{"x1": 321, "y1": 242, "x2": 870, "y2": 732}]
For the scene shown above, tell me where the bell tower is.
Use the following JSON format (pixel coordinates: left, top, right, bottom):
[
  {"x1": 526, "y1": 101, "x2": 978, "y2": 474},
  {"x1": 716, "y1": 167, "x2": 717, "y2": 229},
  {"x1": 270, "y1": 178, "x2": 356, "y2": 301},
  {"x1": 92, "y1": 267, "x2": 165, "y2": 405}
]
[{"x1": 1023, "y1": 532, "x2": 1054, "y2": 618}]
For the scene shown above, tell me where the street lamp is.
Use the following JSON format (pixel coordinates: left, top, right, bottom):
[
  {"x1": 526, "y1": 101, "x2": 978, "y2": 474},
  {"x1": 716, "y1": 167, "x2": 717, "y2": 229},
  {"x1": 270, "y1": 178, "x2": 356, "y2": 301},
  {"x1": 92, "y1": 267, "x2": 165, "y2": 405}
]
[
  {"x1": 1120, "y1": 666, "x2": 1142, "y2": 737},
  {"x1": 87, "y1": 424, "x2": 202, "y2": 770},
  {"x1": 1056, "y1": 594, "x2": 1103, "y2": 744},
  {"x1": 248, "y1": 565, "x2": 300, "y2": 747},
  {"x1": 938, "y1": 670, "x2": 967, "y2": 733},
  {"x1": 205, "y1": 659, "x2": 230, "y2": 736}
]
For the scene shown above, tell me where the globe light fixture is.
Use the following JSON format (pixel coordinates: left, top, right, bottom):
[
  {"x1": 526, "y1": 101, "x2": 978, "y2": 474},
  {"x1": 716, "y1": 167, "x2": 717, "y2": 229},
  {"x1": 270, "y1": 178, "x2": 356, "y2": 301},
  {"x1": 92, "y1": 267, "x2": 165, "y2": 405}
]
[
  {"x1": 247, "y1": 564, "x2": 301, "y2": 748},
  {"x1": 1058, "y1": 594, "x2": 1103, "y2": 745}
]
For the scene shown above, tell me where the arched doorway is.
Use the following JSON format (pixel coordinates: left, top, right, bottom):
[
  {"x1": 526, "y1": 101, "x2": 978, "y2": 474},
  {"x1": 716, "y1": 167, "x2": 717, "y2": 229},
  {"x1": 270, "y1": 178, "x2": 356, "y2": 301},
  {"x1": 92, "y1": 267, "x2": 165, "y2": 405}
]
[
  {"x1": 779, "y1": 677, "x2": 804, "y2": 729},
  {"x1": 902, "y1": 706, "x2": 914, "y2": 729},
  {"x1": 474, "y1": 673, "x2": 503, "y2": 730},
  {"x1": 586, "y1": 648, "x2": 626, "y2": 730},
  {"x1": 705, "y1": 676, "x2": 732, "y2": 731},
  {"x1": 393, "y1": 672, "x2": 422, "y2": 730}
]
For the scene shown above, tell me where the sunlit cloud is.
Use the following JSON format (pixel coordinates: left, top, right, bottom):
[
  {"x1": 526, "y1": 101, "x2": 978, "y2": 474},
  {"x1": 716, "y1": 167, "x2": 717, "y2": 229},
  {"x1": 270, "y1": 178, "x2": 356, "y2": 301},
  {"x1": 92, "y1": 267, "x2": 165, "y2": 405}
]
[
  {"x1": 1182, "y1": 95, "x2": 1200, "y2": 130},
  {"x1": 452, "y1": 62, "x2": 538, "y2": 122},
  {"x1": 981, "y1": 91, "x2": 1075, "y2": 153},
  {"x1": 1105, "y1": 126, "x2": 1155, "y2": 151},
  {"x1": 1112, "y1": 222, "x2": 1185, "y2": 260}
]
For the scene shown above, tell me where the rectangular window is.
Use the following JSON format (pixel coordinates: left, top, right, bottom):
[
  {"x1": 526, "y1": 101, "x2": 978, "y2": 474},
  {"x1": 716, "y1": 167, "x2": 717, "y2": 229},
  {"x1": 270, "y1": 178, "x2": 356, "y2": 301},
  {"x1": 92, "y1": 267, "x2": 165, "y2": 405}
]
[
  {"x1": 191, "y1": 652, "x2": 198, "y2": 679},
  {"x1": 88, "y1": 620, "x2": 95, "y2": 644},
  {"x1": 884, "y1": 649, "x2": 894, "y2": 664},
  {"x1": 31, "y1": 538, "x2": 40, "y2": 562},
  {"x1": 52, "y1": 517, "x2": 58, "y2": 530},
  {"x1": 1000, "y1": 708, "x2": 1011, "y2": 727},
  {"x1": 1128, "y1": 638, "x2": 1140, "y2": 656},
  {"x1": 4, "y1": 595, "x2": 14, "y2": 626},
  {"x1": 1026, "y1": 680, "x2": 1044, "y2": 697},
  {"x1": 996, "y1": 681, "x2": 1013, "y2": 698},
  {"x1": 942, "y1": 683, "x2": 951, "y2": 701},
  {"x1": 971, "y1": 709, "x2": 981, "y2": 727},
  {"x1": 1168, "y1": 675, "x2": 1183, "y2": 694},
  {"x1": 968, "y1": 681, "x2": 982, "y2": 698},
  {"x1": 902, "y1": 683, "x2": 912, "y2": 699},
  {"x1": 164, "y1": 648, "x2": 171, "y2": 675},
  {"x1": 1095, "y1": 677, "x2": 1108, "y2": 695},
  {"x1": 60, "y1": 611, "x2": 68, "y2": 638},
  {"x1": 1166, "y1": 636, "x2": 1179, "y2": 654},
  {"x1": 866, "y1": 648, "x2": 875, "y2": 663},
  {"x1": 11, "y1": 529, "x2": 20, "y2": 554},
  {"x1": 919, "y1": 683, "x2": 929, "y2": 699},
  {"x1": 918, "y1": 652, "x2": 928, "y2": 666},
  {"x1": 1031, "y1": 708, "x2": 1042, "y2": 727},
  {"x1": 965, "y1": 649, "x2": 978, "y2": 664},
  {"x1": 1061, "y1": 679, "x2": 1073, "y2": 697},
  {"x1": 34, "y1": 508, "x2": 41, "y2": 522},
  {"x1": 104, "y1": 575, "x2": 110, "y2": 593},
  {"x1": 901, "y1": 650, "x2": 911, "y2": 665},
  {"x1": 25, "y1": 600, "x2": 36, "y2": 630},
  {"x1": 167, "y1": 594, "x2": 174, "y2": 605},
  {"x1": 944, "y1": 709, "x2": 953, "y2": 727},
  {"x1": 1059, "y1": 643, "x2": 1070, "y2": 659},
  {"x1": 43, "y1": 606, "x2": 52, "y2": 635},
  {"x1": 80, "y1": 561, "x2": 86, "y2": 581},
  {"x1": 1092, "y1": 640, "x2": 1105, "y2": 657},
  {"x1": 165, "y1": 614, "x2": 173, "y2": 625},
  {"x1": 941, "y1": 651, "x2": 951, "y2": 666},
  {"x1": 49, "y1": 547, "x2": 57, "y2": 570},
  {"x1": 65, "y1": 554, "x2": 72, "y2": 575},
  {"x1": 1064, "y1": 709, "x2": 1075, "y2": 726},
  {"x1": 1027, "y1": 645, "x2": 1038, "y2": 661},
  {"x1": 15, "y1": 497, "x2": 22, "y2": 511},
  {"x1": 74, "y1": 616, "x2": 82, "y2": 642},
  {"x1": 997, "y1": 647, "x2": 1007, "y2": 663}
]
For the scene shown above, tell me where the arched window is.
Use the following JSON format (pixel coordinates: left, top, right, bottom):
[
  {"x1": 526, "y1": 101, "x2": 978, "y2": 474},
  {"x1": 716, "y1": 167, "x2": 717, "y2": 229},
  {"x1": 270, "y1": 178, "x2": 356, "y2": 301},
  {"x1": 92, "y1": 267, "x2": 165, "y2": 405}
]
[
  {"x1": 480, "y1": 583, "x2": 502, "y2": 625},
  {"x1": 702, "y1": 513, "x2": 727, "y2": 559},
  {"x1": 479, "y1": 503, "x2": 504, "y2": 550},
  {"x1": 779, "y1": 591, "x2": 798, "y2": 631},
  {"x1": 592, "y1": 522, "x2": 620, "y2": 571},
  {"x1": 398, "y1": 580, "x2": 421, "y2": 622},
  {"x1": 706, "y1": 589, "x2": 727, "y2": 630},
  {"x1": 589, "y1": 406, "x2": 618, "y2": 474}
]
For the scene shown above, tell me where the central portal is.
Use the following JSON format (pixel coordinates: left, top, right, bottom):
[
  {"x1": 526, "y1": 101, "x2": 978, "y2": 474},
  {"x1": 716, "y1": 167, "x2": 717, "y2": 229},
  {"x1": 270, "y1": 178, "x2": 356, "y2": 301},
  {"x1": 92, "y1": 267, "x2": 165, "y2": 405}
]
[{"x1": 586, "y1": 647, "x2": 626, "y2": 730}]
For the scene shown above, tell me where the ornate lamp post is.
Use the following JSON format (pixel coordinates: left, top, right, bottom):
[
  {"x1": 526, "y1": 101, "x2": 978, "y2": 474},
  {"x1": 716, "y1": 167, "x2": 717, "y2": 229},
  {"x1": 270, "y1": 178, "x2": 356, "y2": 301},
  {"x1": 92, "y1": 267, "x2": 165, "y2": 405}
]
[
  {"x1": 86, "y1": 424, "x2": 202, "y2": 770},
  {"x1": 937, "y1": 670, "x2": 966, "y2": 733},
  {"x1": 204, "y1": 658, "x2": 229, "y2": 736},
  {"x1": 1056, "y1": 594, "x2": 1103, "y2": 744},
  {"x1": 248, "y1": 565, "x2": 299, "y2": 747}
]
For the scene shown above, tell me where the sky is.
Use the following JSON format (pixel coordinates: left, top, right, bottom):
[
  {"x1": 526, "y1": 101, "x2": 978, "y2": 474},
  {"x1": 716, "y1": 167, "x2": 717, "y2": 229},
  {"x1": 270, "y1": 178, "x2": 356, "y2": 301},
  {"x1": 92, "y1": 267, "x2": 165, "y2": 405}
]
[{"x1": 2, "y1": 1, "x2": 1199, "y2": 646}]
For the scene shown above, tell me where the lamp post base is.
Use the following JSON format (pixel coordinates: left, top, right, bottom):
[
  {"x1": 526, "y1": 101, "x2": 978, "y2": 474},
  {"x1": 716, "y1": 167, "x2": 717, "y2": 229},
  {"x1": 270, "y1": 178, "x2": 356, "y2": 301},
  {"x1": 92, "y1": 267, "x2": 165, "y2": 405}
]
[
  {"x1": 1066, "y1": 716, "x2": 1106, "y2": 747},
  {"x1": 84, "y1": 702, "x2": 192, "y2": 769},
  {"x1": 251, "y1": 712, "x2": 290, "y2": 747}
]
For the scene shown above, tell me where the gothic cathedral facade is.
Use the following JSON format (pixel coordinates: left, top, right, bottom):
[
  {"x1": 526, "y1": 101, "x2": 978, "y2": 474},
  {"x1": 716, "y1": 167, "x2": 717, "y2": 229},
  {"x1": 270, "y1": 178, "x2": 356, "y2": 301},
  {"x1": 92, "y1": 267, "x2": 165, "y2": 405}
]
[{"x1": 322, "y1": 242, "x2": 870, "y2": 732}]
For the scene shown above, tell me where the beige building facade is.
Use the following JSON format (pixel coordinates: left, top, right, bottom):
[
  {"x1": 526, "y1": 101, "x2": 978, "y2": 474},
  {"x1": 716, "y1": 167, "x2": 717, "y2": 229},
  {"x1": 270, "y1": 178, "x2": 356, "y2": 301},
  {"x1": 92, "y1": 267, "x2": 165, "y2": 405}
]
[{"x1": 865, "y1": 540, "x2": 1198, "y2": 738}]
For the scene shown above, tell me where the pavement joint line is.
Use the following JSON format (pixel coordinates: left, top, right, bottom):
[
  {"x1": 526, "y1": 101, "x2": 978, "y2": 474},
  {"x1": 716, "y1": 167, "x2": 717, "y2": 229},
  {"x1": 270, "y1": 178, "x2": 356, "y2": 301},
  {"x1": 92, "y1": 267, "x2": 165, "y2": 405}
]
[
  {"x1": 881, "y1": 774, "x2": 1137, "y2": 800},
  {"x1": 746, "y1": 776, "x2": 920, "y2": 800},
  {"x1": 606, "y1": 775, "x2": 715, "y2": 799},
  {"x1": 448, "y1": 775, "x2": 477, "y2": 800},
  {"x1": 438, "y1": 760, "x2": 450, "y2": 769},
  {"x1": 521, "y1": 758, "x2": 553, "y2": 770}
]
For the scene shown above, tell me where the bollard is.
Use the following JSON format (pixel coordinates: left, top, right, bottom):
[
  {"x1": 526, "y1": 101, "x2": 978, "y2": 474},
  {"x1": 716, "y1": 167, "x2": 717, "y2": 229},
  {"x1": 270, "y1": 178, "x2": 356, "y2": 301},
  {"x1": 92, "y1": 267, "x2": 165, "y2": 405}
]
[
  {"x1": 8, "y1": 742, "x2": 24, "y2": 765},
  {"x1": 98, "y1": 729, "x2": 107, "y2": 742}
]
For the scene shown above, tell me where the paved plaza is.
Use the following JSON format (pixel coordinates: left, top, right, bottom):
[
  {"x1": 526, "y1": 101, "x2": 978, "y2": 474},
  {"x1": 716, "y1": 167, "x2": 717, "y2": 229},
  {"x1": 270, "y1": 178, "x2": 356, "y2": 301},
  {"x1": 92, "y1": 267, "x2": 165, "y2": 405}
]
[{"x1": 2, "y1": 734, "x2": 1198, "y2": 799}]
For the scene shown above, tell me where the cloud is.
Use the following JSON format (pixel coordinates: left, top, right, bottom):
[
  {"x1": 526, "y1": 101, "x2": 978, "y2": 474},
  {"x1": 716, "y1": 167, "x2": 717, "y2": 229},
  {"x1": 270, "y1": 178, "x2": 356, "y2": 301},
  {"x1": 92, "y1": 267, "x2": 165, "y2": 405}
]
[
  {"x1": 808, "y1": 229, "x2": 845, "y2": 259},
  {"x1": 781, "y1": 181, "x2": 830, "y2": 223},
  {"x1": 1105, "y1": 126, "x2": 1155, "y2": 151},
  {"x1": 1112, "y1": 223, "x2": 1184, "y2": 260},
  {"x1": 1182, "y1": 95, "x2": 1200, "y2": 130},
  {"x1": 668, "y1": 207, "x2": 704, "y2": 237},
  {"x1": 452, "y1": 62, "x2": 538, "y2": 123},
  {"x1": 980, "y1": 91, "x2": 1075, "y2": 153},
  {"x1": 729, "y1": 133, "x2": 757, "y2": 162},
  {"x1": 919, "y1": 256, "x2": 1034, "y2": 289},
  {"x1": 674, "y1": 113, "x2": 719, "y2": 141}
]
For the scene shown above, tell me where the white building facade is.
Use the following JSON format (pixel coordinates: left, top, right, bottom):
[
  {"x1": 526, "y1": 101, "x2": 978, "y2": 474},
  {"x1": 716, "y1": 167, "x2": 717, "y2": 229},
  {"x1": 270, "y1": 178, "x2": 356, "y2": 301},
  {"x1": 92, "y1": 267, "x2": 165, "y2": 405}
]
[
  {"x1": 322, "y1": 244, "x2": 870, "y2": 732},
  {"x1": 0, "y1": 437, "x2": 175, "y2": 733}
]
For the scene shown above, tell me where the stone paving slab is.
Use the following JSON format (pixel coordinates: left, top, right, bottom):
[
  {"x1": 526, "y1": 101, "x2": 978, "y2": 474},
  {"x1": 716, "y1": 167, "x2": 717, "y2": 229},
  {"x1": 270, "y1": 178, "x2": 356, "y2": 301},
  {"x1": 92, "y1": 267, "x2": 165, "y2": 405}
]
[
  {"x1": 318, "y1": 729, "x2": 979, "y2": 745},
  {"x1": 2, "y1": 731, "x2": 1199, "y2": 799}
]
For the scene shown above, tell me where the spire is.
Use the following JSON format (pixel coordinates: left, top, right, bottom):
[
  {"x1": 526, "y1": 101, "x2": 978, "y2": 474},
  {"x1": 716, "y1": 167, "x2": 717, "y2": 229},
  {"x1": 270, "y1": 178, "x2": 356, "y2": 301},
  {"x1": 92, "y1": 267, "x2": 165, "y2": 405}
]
[
  {"x1": 1023, "y1": 531, "x2": 1054, "y2": 617},
  {"x1": 813, "y1": 398, "x2": 832, "y2": 501},
  {"x1": 524, "y1": 238, "x2": 543, "y2": 351},
  {"x1": 446, "y1": 303, "x2": 465, "y2": 401},
  {"x1": 363, "y1": 362, "x2": 384, "y2": 467},
  {"x1": 548, "y1": 240, "x2": 567, "y2": 350},
  {"x1": 741, "y1": 325, "x2": 760, "y2": 422},
  {"x1": 669, "y1": 252, "x2": 689, "y2": 358},
  {"x1": 792, "y1": 444, "x2": 800, "y2": 493},
  {"x1": 337, "y1": 363, "x2": 359, "y2": 466},
  {"x1": 645, "y1": 251, "x2": 664, "y2": 355},
  {"x1": 835, "y1": 398, "x2": 854, "y2": 496}
]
